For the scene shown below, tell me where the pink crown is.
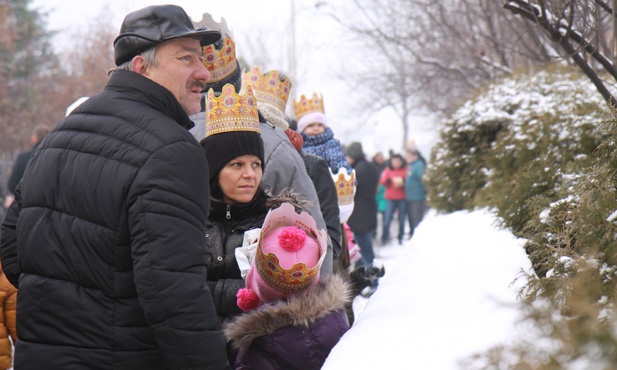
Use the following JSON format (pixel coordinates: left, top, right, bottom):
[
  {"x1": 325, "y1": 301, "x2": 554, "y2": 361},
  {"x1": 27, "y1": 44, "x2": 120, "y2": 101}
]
[
  {"x1": 332, "y1": 168, "x2": 356, "y2": 206},
  {"x1": 205, "y1": 84, "x2": 260, "y2": 137},
  {"x1": 293, "y1": 93, "x2": 325, "y2": 121},
  {"x1": 242, "y1": 66, "x2": 292, "y2": 113},
  {"x1": 255, "y1": 203, "x2": 327, "y2": 294}
]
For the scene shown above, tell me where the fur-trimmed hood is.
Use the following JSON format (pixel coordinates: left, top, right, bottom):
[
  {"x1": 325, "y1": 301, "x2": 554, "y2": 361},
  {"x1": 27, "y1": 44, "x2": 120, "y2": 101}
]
[{"x1": 223, "y1": 274, "x2": 351, "y2": 350}]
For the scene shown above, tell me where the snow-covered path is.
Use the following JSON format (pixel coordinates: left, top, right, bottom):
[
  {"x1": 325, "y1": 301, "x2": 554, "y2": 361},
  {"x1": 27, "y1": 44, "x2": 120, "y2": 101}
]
[{"x1": 322, "y1": 209, "x2": 533, "y2": 369}]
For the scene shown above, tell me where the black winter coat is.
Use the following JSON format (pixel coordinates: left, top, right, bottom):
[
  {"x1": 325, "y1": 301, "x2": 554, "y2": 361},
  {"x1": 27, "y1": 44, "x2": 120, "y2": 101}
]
[
  {"x1": 0, "y1": 70, "x2": 229, "y2": 370},
  {"x1": 300, "y1": 152, "x2": 342, "y2": 260},
  {"x1": 205, "y1": 189, "x2": 269, "y2": 325},
  {"x1": 348, "y1": 157, "x2": 379, "y2": 233}
]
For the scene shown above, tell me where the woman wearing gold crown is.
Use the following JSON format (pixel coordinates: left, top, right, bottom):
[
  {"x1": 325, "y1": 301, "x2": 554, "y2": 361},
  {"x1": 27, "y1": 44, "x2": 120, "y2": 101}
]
[
  {"x1": 189, "y1": 29, "x2": 333, "y2": 274},
  {"x1": 200, "y1": 84, "x2": 317, "y2": 365}
]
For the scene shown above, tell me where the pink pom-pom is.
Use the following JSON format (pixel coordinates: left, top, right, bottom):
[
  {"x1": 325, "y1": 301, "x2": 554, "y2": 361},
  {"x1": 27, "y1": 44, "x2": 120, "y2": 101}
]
[
  {"x1": 278, "y1": 227, "x2": 307, "y2": 252},
  {"x1": 237, "y1": 288, "x2": 261, "y2": 312}
]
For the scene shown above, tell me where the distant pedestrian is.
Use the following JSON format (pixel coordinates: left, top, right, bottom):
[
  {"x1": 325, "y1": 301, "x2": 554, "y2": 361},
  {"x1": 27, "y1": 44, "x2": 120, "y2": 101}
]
[
  {"x1": 371, "y1": 151, "x2": 387, "y2": 174},
  {"x1": 379, "y1": 153, "x2": 408, "y2": 245},
  {"x1": 6, "y1": 124, "x2": 50, "y2": 197},
  {"x1": 405, "y1": 148, "x2": 427, "y2": 239},
  {"x1": 345, "y1": 142, "x2": 379, "y2": 267}
]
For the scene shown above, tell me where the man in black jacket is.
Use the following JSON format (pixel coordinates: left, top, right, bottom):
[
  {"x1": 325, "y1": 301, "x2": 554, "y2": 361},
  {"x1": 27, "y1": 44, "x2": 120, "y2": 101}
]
[
  {"x1": 345, "y1": 142, "x2": 380, "y2": 268},
  {"x1": 1, "y1": 5, "x2": 230, "y2": 370}
]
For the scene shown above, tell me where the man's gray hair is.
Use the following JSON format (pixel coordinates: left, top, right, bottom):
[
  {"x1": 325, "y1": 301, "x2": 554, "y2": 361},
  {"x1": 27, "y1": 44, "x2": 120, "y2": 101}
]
[{"x1": 115, "y1": 47, "x2": 159, "y2": 72}]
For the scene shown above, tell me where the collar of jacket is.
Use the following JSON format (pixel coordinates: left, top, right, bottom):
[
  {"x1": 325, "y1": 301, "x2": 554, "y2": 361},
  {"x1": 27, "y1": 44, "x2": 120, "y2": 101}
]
[
  {"x1": 106, "y1": 69, "x2": 195, "y2": 130},
  {"x1": 209, "y1": 188, "x2": 269, "y2": 223}
]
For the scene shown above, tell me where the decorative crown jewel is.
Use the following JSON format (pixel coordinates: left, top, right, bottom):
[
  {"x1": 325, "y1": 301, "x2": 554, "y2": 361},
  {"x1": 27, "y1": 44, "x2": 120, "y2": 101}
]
[
  {"x1": 202, "y1": 35, "x2": 237, "y2": 83},
  {"x1": 255, "y1": 203, "x2": 327, "y2": 295},
  {"x1": 192, "y1": 14, "x2": 237, "y2": 83},
  {"x1": 332, "y1": 168, "x2": 356, "y2": 206},
  {"x1": 205, "y1": 84, "x2": 260, "y2": 137},
  {"x1": 242, "y1": 66, "x2": 292, "y2": 113},
  {"x1": 293, "y1": 93, "x2": 325, "y2": 120}
]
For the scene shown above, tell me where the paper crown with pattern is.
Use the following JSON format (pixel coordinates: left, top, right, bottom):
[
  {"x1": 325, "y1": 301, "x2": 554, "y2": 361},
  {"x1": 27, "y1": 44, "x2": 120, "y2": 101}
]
[
  {"x1": 205, "y1": 84, "x2": 260, "y2": 137},
  {"x1": 332, "y1": 168, "x2": 356, "y2": 206},
  {"x1": 242, "y1": 66, "x2": 292, "y2": 113},
  {"x1": 293, "y1": 93, "x2": 325, "y2": 121},
  {"x1": 255, "y1": 203, "x2": 327, "y2": 296},
  {"x1": 192, "y1": 14, "x2": 237, "y2": 83}
]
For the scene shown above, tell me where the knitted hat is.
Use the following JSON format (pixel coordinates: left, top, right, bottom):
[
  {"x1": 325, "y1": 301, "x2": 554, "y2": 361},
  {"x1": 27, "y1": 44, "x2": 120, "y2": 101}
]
[
  {"x1": 297, "y1": 112, "x2": 328, "y2": 133},
  {"x1": 242, "y1": 66, "x2": 292, "y2": 131},
  {"x1": 200, "y1": 84, "x2": 264, "y2": 182},
  {"x1": 236, "y1": 203, "x2": 328, "y2": 311}
]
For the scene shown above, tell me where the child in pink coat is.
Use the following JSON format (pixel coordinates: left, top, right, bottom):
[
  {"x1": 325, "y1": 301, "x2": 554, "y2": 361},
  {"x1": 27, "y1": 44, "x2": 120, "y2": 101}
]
[{"x1": 224, "y1": 203, "x2": 351, "y2": 370}]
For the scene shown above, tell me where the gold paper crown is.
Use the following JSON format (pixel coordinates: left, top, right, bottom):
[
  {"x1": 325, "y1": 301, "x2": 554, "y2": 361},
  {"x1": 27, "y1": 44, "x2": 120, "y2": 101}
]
[
  {"x1": 205, "y1": 84, "x2": 260, "y2": 137},
  {"x1": 192, "y1": 14, "x2": 237, "y2": 83},
  {"x1": 202, "y1": 35, "x2": 237, "y2": 83},
  {"x1": 293, "y1": 93, "x2": 325, "y2": 121},
  {"x1": 242, "y1": 66, "x2": 292, "y2": 113},
  {"x1": 255, "y1": 203, "x2": 327, "y2": 295},
  {"x1": 332, "y1": 168, "x2": 356, "y2": 206}
]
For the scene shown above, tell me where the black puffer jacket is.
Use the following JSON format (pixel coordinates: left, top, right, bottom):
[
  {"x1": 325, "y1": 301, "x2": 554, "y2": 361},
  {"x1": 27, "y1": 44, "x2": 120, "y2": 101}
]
[
  {"x1": 300, "y1": 152, "x2": 342, "y2": 260},
  {"x1": 348, "y1": 157, "x2": 380, "y2": 233},
  {"x1": 204, "y1": 188, "x2": 269, "y2": 326},
  {"x1": 0, "y1": 70, "x2": 229, "y2": 370}
]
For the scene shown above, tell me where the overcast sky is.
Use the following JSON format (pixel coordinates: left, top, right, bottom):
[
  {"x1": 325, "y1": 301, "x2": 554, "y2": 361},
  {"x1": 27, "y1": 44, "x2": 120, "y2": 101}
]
[{"x1": 33, "y1": 0, "x2": 440, "y2": 156}]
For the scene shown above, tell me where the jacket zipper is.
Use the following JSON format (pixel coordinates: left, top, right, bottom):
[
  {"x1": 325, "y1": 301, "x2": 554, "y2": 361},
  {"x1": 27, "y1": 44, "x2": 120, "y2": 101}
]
[{"x1": 226, "y1": 205, "x2": 231, "y2": 220}]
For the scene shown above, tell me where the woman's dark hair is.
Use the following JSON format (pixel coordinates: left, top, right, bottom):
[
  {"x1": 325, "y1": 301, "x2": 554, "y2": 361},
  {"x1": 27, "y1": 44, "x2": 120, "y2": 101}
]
[{"x1": 388, "y1": 153, "x2": 407, "y2": 169}]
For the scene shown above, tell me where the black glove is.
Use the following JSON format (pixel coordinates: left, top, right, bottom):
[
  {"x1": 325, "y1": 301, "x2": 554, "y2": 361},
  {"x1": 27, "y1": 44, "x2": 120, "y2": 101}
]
[
  {"x1": 349, "y1": 264, "x2": 386, "y2": 297},
  {"x1": 363, "y1": 264, "x2": 385, "y2": 283}
]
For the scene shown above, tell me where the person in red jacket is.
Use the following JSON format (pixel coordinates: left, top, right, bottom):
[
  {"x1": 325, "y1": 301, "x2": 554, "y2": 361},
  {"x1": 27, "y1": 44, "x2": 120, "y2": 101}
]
[{"x1": 379, "y1": 153, "x2": 408, "y2": 245}]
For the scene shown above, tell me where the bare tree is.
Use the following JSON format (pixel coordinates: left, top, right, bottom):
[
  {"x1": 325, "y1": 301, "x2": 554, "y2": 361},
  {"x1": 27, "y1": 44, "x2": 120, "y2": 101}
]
[
  {"x1": 327, "y1": 0, "x2": 557, "y2": 148},
  {"x1": 503, "y1": 0, "x2": 617, "y2": 109}
]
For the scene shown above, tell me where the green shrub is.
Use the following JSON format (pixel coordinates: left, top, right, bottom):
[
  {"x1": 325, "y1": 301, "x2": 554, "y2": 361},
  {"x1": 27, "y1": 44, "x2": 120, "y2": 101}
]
[
  {"x1": 427, "y1": 66, "x2": 610, "y2": 236},
  {"x1": 437, "y1": 68, "x2": 617, "y2": 368}
]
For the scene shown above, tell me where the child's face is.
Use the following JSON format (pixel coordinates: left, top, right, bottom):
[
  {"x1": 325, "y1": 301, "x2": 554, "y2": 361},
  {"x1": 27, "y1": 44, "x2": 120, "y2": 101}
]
[{"x1": 303, "y1": 122, "x2": 326, "y2": 136}]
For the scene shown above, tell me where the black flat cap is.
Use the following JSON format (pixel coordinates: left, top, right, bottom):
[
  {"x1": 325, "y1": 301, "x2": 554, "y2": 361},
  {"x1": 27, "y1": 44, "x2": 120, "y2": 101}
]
[{"x1": 114, "y1": 5, "x2": 221, "y2": 66}]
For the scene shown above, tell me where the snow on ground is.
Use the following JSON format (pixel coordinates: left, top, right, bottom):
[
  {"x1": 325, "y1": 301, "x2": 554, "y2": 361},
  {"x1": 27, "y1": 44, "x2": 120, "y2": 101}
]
[{"x1": 322, "y1": 208, "x2": 534, "y2": 369}]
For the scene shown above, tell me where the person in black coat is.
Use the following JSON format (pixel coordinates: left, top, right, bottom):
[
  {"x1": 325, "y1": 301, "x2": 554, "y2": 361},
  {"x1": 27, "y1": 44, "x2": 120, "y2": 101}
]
[
  {"x1": 0, "y1": 5, "x2": 230, "y2": 370},
  {"x1": 201, "y1": 85, "x2": 315, "y2": 366},
  {"x1": 345, "y1": 142, "x2": 380, "y2": 268},
  {"x1": 7, "y1": 125, "x2": 50, "y2": 195}
]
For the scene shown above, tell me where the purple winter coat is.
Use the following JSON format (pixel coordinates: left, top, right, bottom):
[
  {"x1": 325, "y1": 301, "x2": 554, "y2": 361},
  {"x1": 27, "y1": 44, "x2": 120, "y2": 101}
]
[{"x1": 223, "y1": 275, "x2": 351, "y2": 370}]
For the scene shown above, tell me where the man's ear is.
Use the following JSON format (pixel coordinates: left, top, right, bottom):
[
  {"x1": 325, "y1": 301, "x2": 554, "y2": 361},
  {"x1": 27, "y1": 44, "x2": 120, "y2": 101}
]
[{"x1": 132, "y1": 56, "x2": 148, "y2": 75}]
